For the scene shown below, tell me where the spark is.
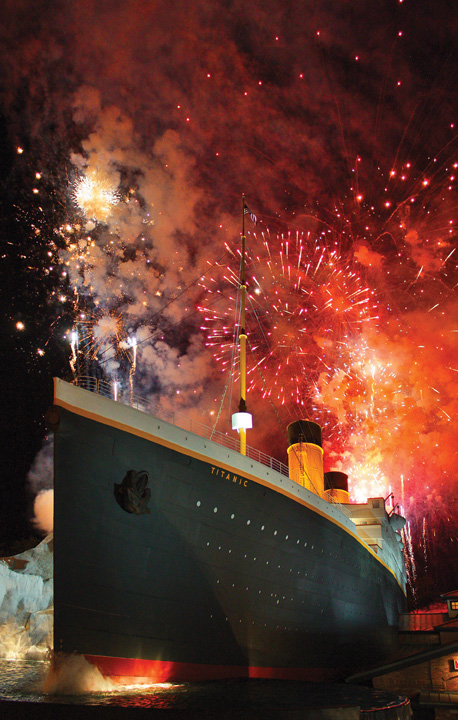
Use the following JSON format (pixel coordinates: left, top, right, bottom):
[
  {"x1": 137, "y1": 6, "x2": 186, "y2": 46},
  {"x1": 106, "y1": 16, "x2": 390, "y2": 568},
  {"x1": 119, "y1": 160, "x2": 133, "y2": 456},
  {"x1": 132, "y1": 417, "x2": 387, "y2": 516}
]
[{"x1": 73, "y1": 170, "x2": 119, "y2": 223}]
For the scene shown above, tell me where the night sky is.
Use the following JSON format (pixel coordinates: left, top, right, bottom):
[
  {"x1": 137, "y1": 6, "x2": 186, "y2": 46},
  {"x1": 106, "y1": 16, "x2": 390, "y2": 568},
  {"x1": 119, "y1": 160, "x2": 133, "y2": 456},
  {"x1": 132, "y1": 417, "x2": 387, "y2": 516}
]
[{"x1": 1, "y1": 0, "x2": 458, "y2": 604}]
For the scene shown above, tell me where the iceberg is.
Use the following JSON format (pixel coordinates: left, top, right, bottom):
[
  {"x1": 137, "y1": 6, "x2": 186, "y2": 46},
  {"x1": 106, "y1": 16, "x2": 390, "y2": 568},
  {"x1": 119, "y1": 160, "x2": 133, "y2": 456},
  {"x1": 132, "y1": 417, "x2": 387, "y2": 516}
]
[{"x1": 0, "y1": 534, "x2": 53, "y2": 659}]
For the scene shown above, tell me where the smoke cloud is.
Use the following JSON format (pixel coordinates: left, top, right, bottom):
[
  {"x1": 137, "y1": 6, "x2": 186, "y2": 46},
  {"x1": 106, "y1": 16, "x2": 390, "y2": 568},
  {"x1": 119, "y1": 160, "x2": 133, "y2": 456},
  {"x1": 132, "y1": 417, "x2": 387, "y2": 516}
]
[{"x1": 33, "y1": 490, "x2": 54, "y2": 535}]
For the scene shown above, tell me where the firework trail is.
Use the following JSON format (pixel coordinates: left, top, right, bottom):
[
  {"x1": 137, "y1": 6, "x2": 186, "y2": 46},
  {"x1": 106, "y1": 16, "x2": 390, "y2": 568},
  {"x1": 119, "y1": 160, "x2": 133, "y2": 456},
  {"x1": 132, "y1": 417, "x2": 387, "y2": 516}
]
[{"x1": 403, "y1": 522, "x2": 417, "y2": 603}]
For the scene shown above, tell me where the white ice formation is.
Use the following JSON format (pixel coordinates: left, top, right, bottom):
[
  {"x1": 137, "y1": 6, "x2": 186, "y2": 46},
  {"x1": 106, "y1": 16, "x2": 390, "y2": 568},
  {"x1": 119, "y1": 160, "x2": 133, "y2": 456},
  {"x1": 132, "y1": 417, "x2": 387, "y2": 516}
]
[{"x1": 0, "y1": 533, "x2": 53, "y2": 660}]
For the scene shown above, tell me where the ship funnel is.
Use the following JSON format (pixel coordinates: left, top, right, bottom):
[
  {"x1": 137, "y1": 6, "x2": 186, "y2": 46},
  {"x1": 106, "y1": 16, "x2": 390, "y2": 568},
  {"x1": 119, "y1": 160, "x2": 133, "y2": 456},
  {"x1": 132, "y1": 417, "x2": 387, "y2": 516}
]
[
  {"x1": 287, "y1": 420, "x2": 324, "y2": 497},
  {"x1": 324, "y1": 471, "x2": 350, "y2": 505}
]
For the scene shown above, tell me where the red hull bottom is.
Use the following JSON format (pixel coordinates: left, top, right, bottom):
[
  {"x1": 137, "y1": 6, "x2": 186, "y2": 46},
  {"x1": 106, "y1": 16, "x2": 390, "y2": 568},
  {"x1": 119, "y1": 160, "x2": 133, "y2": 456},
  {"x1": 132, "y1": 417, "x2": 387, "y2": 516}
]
[{"x1": 84, "y1": 654, "x2": 337, "y2": 684}]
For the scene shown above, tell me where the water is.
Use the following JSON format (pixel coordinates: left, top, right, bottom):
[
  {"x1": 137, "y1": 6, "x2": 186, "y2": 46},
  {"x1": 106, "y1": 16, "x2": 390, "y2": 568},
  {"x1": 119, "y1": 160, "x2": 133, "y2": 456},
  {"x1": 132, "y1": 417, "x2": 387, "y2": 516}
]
[
  {"x1": 0, "y1": 658, "x2": 211, "y2": 710},
  {"x1": 0, "y1": 658, "x2": 413, "y2": 718}
]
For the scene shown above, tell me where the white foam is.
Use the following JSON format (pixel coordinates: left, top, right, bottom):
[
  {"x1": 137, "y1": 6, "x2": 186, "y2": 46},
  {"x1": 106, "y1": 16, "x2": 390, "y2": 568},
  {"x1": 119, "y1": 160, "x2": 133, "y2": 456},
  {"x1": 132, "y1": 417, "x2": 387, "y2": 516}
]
[{"x1": 44, "y1": 654, "x2": 118, "y2": 694}]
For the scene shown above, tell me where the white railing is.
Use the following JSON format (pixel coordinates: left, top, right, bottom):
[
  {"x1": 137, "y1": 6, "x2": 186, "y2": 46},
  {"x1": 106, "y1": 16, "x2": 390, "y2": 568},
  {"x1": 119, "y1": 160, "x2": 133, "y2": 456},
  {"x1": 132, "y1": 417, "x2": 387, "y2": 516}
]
[
  {"x1": 72, "y1": 376, "x2": 354, "y2": 518},
  {"x1": 73, "y1": 376, "x2": 290, "y2": 479}
]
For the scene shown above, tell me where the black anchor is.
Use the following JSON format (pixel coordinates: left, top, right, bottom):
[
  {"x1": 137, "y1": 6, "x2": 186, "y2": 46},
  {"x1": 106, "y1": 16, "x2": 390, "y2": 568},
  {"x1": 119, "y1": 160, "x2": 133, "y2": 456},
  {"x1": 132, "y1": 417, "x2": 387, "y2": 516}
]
[{"x1": 114, "y1": 469, "x2": 151, "y2": 514}]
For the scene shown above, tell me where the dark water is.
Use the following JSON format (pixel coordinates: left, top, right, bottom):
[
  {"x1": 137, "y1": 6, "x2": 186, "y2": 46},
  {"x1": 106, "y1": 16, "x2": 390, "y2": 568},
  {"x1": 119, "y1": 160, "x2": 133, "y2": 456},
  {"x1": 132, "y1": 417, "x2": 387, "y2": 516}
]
[{"x1": 0, "y1": 658, "x2": 415, "y2": 719}]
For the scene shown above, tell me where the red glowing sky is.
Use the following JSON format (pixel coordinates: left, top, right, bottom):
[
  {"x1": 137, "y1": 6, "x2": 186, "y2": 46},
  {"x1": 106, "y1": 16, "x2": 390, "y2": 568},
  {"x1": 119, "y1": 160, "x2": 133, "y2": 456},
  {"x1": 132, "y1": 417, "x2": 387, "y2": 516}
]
[{"x1": 2, "y1": 1, "x2": 458, "y2": 589}]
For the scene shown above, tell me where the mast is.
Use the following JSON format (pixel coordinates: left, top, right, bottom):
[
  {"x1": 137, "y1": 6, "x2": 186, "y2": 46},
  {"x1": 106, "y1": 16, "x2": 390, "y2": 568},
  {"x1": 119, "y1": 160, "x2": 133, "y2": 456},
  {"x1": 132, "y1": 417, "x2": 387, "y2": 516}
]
[{"x1": 232, "y1": 195, "x2": 252, "y2": 455}]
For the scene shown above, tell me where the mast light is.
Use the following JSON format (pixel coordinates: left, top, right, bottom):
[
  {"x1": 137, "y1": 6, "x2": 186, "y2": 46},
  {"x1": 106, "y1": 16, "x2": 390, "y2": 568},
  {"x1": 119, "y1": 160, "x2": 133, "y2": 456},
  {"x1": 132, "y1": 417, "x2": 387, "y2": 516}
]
[{"x1": 232, "y1": 412, "x2": 253, "y2": 431}]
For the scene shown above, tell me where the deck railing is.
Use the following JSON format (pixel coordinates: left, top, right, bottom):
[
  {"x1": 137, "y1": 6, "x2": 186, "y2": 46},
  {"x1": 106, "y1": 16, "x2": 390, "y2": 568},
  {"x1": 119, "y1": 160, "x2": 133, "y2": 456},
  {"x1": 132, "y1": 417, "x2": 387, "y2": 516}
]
[
  {"x1": 72, "y1": 375, "x2": 353, "y2": 517},
  {"x1": 73, "y1": 376, "x2": 291, "y2": 479}
]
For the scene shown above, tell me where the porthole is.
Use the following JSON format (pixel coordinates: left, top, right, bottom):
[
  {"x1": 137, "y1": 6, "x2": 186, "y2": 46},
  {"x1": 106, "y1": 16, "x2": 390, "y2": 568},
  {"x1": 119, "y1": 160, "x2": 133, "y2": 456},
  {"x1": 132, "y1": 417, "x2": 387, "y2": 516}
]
[
  {"x1": 261, "y1": 525, "x2": 265, "y2": 531},
  {"x1": 196, "y1": 501, "x2": 201, "y2": 507},
  {"x1": 274, "y1": 530, "x2": 277, "y2": 536},
  {"x1": 213, "y1": 507, "x2": 218, "y2": 513},
  {"x1": 247, "y1": 519, "x2": 251, "y2": 525},
  {"x1": 231, "y1": 513, "x2": 235, "y2": 519}
]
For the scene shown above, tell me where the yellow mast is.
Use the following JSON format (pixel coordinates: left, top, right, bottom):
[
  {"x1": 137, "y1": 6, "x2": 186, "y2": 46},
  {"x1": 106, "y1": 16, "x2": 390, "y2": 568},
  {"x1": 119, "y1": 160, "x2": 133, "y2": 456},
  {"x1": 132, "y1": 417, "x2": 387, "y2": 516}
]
[{"x1": 232, "y1": 195, "x2": 252, "y2": 455}]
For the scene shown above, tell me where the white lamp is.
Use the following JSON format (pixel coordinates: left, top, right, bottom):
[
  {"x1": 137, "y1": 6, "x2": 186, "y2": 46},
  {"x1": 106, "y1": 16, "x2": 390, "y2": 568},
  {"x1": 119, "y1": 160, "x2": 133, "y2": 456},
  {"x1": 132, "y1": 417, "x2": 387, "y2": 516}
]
[{"x1": 232, "y1": 412, "x2": 253, "y2": 431}]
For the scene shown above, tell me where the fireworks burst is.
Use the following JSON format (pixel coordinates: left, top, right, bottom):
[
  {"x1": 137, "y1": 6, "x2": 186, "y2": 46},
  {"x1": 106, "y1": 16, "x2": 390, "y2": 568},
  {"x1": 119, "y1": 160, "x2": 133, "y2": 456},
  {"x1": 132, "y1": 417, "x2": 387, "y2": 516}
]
[
  {"x1": 200, "y1": 229, "x2": 378, "y2": 416},
  {"x1": 73, "y1": 170, "x2": 120, "y2": 223},
  {"x1": 65, "y1": 307, "x2": 139, "y2": 388}
]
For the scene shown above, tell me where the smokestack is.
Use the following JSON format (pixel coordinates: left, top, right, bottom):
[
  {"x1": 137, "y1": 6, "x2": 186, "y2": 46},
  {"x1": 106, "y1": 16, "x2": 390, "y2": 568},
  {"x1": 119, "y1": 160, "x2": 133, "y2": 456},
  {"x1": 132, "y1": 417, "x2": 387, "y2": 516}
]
[
  {"x1": 324, "y1": 471, "x2": 350, "y2": 505},
  {"x1": 287, "y1": 420, "x2": 324, "y2": 498}
]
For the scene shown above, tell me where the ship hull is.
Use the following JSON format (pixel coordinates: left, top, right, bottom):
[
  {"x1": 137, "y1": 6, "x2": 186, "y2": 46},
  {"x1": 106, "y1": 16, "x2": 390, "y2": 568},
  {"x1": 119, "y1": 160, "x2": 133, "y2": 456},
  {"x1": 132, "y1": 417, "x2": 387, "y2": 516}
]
[{"x1": 53, "y1": 382, "x2": 406, "y2": 682}]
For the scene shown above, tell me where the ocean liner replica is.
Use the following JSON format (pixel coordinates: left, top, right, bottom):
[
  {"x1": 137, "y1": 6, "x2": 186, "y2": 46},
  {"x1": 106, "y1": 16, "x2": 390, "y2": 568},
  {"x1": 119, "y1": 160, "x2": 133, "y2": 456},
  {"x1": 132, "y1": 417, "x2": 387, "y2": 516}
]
[{"x1": 50, "y1": 206, "x2": 407, "y2": 683}]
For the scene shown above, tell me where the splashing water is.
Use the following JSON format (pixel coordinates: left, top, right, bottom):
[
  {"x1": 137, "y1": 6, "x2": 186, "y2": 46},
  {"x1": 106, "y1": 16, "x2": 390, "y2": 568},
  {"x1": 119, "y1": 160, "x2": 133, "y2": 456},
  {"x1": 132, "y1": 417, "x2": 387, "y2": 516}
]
[
  {"x1": 44, "y1": 654, "x2": 118, "y2": 695},
  {"x1": 0, "y1": 618, "x2": 51, "y2": 662}
]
